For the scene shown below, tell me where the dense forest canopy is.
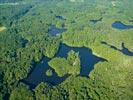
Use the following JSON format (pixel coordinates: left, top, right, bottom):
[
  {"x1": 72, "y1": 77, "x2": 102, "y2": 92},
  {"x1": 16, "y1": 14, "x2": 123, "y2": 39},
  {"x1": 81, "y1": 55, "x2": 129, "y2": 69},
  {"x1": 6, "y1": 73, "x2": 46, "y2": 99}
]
[{"x1": 0, "y1": 0, "x2": 133, "y2": 100}]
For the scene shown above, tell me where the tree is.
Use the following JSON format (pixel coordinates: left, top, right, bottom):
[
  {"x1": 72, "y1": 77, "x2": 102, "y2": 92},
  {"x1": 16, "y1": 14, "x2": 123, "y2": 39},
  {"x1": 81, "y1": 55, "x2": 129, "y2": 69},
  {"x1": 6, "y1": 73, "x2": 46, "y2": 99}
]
[
  {"x1": 48, "y1": 50, "x2": 80, "y2": 76},
  {"x1": 10, "y1": 84, "x2": 34, "y2": 100},
  {"x1": 67, "y1": 50, "x2": 80, "y2": 67},
  {"x1": 46, "y1": 69, "x2": 53, "y2": 77},
  {"x1": 34, "y1": 82, "x2": 64, "y2": 100}
]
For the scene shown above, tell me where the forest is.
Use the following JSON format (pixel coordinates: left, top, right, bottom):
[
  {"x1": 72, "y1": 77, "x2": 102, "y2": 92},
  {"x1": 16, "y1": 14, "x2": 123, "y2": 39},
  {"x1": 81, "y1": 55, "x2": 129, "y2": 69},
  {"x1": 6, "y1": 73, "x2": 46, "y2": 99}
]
[{"x1": 0, "y1": 0, "x2": 133, "y2": 100}]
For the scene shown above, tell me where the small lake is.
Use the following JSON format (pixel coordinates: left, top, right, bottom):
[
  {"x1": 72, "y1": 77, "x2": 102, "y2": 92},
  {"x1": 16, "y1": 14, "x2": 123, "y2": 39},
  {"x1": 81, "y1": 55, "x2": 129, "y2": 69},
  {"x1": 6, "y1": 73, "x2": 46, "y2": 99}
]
[
  {"x1": 48, "y1": 25, "x2": 67, "y2": 36},
  {"x1": 121, "y1": 43, "x2": 133, "y2": 56},
  {"x1": 22, "y1": 43, "x2": 107, "y2": 88},
  {"x1": 22, "y1": 57, "x2": 69, "y2": 88},
  {"x1": 56, "y1": 43, "x2": 107, "y2": 76},
  {"x1": 112, "y1": 21, "x2": 133, "y2": 30}
]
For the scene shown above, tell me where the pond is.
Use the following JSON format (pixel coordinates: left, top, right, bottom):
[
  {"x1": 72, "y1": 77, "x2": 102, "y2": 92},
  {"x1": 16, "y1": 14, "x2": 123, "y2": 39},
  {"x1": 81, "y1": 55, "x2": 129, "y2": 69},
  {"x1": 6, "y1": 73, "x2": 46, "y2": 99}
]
[
  {"x1": 121, "y1": 43, "x2": 133, "y2": 56},
  {"x1": 112, "y1": 21, "x2": 133, "y2": 30},
  {"x1": 90, "y1": 17, "x2": 102, "y2": 24},
  {"x1": 55, "y1": 15, "x2": 66, "y2": 20},
  {"x1": 56, "y1": 43, "x2": 107, "y2": 76},
  {"x1": 20, "y1": 38, "x2": 28, "y2": 47},
  {"x1": 22, "y1": 43, "x2": 107, "y2": 88},
  {"x1": 48, "y1": 25, "x2": 67, "y2": 36},
  {"x1": 22, "y1": 57, "x2": 69, "y2": 89},
  {"x1": 101, "y1": 41, "x2": 133, "y2": 56}
]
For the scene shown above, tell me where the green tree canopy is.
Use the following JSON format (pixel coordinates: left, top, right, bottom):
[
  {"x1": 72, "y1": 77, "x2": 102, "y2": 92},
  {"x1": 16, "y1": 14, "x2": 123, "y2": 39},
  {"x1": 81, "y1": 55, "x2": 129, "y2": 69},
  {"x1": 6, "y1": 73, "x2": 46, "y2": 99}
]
[{"x1": 10, "y1": 84, "x2": 34, "y2": 100}]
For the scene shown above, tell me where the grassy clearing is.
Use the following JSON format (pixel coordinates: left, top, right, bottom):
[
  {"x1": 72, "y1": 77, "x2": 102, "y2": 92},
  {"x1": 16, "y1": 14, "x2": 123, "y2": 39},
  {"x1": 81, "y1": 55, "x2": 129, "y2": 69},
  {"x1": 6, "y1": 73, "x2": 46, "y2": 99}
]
[{"x1": 0, "y1": 26, "x2": 6, "y2": 32}]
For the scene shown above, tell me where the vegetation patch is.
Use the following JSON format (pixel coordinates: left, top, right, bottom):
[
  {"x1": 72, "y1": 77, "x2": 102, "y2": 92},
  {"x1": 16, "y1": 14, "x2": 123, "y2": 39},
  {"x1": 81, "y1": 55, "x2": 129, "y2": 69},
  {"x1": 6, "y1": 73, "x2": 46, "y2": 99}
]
[
  {"x1": 0, "y1": 0, "x2": 133, "y2": 100},
  {"x1": 46, "y1": 69, "x2": 53, "y2": 77},
  {"x1": 49, "y1": 50, "x2": 80, "y2": 77},
  {"x1": 0, "y1": 26, "x2": 6, "y2": 32}
]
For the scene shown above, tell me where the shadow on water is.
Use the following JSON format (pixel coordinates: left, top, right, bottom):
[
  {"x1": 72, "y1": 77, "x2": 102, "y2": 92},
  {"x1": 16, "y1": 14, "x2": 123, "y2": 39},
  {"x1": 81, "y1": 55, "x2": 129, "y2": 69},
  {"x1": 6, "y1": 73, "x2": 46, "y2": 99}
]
[
  {"x1": 112, "y1": 21, "x2": 133, "y2": 30},
  {"x1": 22, "y1": 43, "x2": 107, "y2": 88},
  {"x1": 101, "y1": 41, "x2": 133, "y2": 56}
]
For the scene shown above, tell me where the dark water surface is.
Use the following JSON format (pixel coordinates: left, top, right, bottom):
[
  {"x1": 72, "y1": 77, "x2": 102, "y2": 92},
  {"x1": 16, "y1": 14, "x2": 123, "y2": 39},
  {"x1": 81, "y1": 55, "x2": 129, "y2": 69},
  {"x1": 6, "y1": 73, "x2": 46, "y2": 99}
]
[
  {"x1": 22, "y1": 43, "x2": 107, "y2": 88},
  {"x1": 56, "y1": 43, "x2": 107, "y2": 76},
  {"x1": 90, "y1": 17, "x2": 102, "y2": 24},
  {"x1": 55, "y1": 15, "x2": 66, "y2": 20},
  {"x1": 20, "y1": 38, "x2": 28, "y2": 47},
  {"x1": 48, "y1": 25, "x2": 67, "y2": 36},
  {"x1": 101, "y1": 41, "x2": 133, "y2": 56},
  {"x1": 112, "y1": 21, "x2": 133, "y2": 30},
  {"x1": 22, "y1": 57, "x2": 69, "y2": 89}
]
